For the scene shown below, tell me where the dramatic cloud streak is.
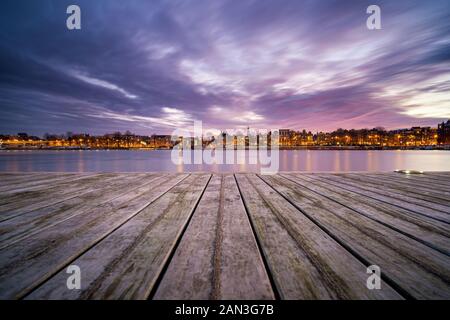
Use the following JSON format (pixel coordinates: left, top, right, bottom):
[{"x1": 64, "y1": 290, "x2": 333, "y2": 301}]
[
  {"x1": 71, "y1": 72, "x2": 138, "y2": 100},
  {"x1": 0, "y1": 0, "x2": 449, "y2": 135}
]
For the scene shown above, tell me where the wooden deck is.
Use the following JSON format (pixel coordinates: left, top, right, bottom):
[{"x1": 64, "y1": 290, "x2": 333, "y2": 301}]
[{"x1": 0, "y1": 172, "x2": 449, "y2": 300}]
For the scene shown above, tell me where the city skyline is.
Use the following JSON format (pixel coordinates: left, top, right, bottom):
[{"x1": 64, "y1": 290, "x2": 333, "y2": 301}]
[
  {"x1": 1, "y1": 0, "x2": 450, "y2": 136},
  {"x1": 1, "y1": 118, "x2": 448, "y2": 137},
  {"x1": 2, "y1": 119, "x2": 449, "y2": 149}
]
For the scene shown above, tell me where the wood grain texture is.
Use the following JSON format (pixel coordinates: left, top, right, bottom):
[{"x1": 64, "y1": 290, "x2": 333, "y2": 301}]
[
  {"x1": 235, "y1": 173, "x2": 401, "y2": 299},
  {"x1": 0, "y1": 173, "x2": 95, "y2": 194},
  {"x1": 329, "y1": 174, "x2": 450, "y2": 213},
  {"x1": 0, "y1": 173, "x2": 54, "y2": 187},
  {"x1": 310, "y1": 174, "x2": 450, "y2": 224},
  {"x1": 0, "y1": 174, "x2": 189, "y2": 299},
  {"x1": 27, "y1": 174, "x2": 210, "y2": 300},
  {"x1": 344, "y1": 173, "x2": 450, "y2": 205},
  {"x1": 154, "y1": 174, "x2": 275, "y2": 300},
  {"x1": 0, "y1": 172, "x2": 447, "y2": 300},
  {"x1": 260, "y1": 174, "x2": 450, "y2": 299},
  {"x1": 0, "y1": 173, "x2": 127, "y2": 221},
  {"x1": 383, "y1": 173, "x2": 450, "y2": 188},
  {"x1": 0, "y1": 174, "x2": 169, "y2": 249},
  {"x1": 282, "y1": 174, "x2": 450, "y2": 255}
]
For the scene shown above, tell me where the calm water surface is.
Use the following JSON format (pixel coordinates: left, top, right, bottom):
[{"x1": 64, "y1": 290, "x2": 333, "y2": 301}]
[{"x1": 0, "y1": 150, "x2": 449, "y2": 172}]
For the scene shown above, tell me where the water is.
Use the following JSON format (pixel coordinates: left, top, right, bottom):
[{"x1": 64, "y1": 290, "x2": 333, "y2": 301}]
[{"x1": 0, "y1": 149, "x2": 449, "y2": 172}]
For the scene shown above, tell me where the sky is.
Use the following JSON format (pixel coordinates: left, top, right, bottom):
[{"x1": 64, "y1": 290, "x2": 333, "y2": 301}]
[{"x1": 0, "y1": 0, "x2": 449, "y2": 136}]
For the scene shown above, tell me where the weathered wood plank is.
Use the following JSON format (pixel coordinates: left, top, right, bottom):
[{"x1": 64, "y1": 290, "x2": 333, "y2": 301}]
[
  {"x1": 0, "y1": 174, "x2": 169, "y2": 249},
  {"x1": 261, "y1": 174, "x2": 450, "y2": 299},
  {"x1": 0, "y1": 172, "x2": 448, "y2": 300},
  {"x1": 0, "y1": 173, "x2": 95, "y2": 194},
  {"x1": 312, "y1": 175, "x2": 450, "y2": 225},
  {"x1": 311, "y1": 174, "x2": 450, "y2": 221},
  {"x1": 0, "y1": 174, "x2": 189, "y2": 299},
  {"x1": 0, "y1": 173, "x2": 42, "y2": 178},
  {"x1": 0, "y1": 173, "x2": 109, "y2": 202},
  {"x1": 0, "y1": 173, "x2": 128, "y2": 221},
  {"x1": 154, "y1": 174, "x2": 274, "y2": 300},
  {"x1": 0, "y1": 173, "x2": 53, "y2": 187},
  {"x1": 424, "y1": 172, "x2": 450, "y2": 179},
  {"x1": 234, "y1": 173, "x2": 401, "y2": 299},
  {"x1": 389, "y1": 173, "x2": 450, "y2": 188},
  {"x1": 0, "y1": 174, "x2": 105, "y2": 214},
  {"x1": 283, "y1": 174, "x2": 450, "y2": 255},
  {"x1": 345, "y1": 173, "x2": 450, "y2": 203},
  {"x1": 360, "y1": 174, "x2": 450, "y2": 200},
  {"x1": 27, "y1": 174, "x2": 211, "y2": 300},
  {"x1": 371, "y1": 172, "x2": 450, "y2": 193},
  {"x1": 339, "y1": 174, "x2": 450, "y2": 209}
]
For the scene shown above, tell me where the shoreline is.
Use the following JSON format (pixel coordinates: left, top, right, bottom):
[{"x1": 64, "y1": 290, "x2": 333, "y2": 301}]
[{"x1": 1, "y1": 146, "x2": 449, "y2": 151}]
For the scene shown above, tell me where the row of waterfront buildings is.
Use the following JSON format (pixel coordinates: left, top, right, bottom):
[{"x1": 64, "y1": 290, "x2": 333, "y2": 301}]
[
  {"x1": 279, "y1": 123, "x2": 448, "y2": 147},
  {"x1": 1, "y1": 120, "x2": 450, "y2": 150}
]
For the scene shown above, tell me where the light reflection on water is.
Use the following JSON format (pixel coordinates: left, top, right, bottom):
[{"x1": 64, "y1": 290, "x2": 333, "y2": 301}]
[{"x1": 0, "y1": 150, "x2": 449, "y2": 172}]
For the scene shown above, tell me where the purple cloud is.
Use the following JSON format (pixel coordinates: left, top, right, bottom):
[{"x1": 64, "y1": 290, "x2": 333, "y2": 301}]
[{"x1": 0, "y1": 0, "x2": 449, "y2": 135}]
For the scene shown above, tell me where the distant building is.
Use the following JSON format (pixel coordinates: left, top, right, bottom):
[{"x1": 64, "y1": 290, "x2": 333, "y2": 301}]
[
  {"x1": 438, "y1": 120, "x2": 450, "y2": 145},
  {"x1": 150, "y1": 135, "x2": 173, "y2": 148},
  {"x1": 279, "y1": 129, "x2": 292, "y2": 146},
  {"x1": 17, "y1": 133, "x2": 28, "y2": 139},
  {"x1": 2, "y1": 122, "x2": 446, "y2": 150}
]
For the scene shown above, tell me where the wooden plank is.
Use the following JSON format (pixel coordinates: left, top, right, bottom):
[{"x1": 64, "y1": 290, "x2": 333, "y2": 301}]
[
  {"x1": 351, "y1": 173, "x2": 450, "y2": 198},
  {"x1": 337, "y1": 173, "x2": 450, "y2": 213},
  {"x1": 0, "y1": 173, "x2": 107, "y2": 203},
  {"x1": 154, "y1": 174, "x2": 274, "y2": 300},
  {"x1": 311, "y1": 174, "x2": 450, "y2": 224},
  {"x1": 0, "y1": 173, "x2": 41, "y2": 178},
  {"x1": 0, "y1": 174, "x2": 169, "y2": 249},
  {"x1": 424, "y1": 172, "x2": 450, "y2": 179},
  {"x1": 389, "y1": 173, "x2": 450, "y2": 187},
  {"x1": 0, "y1": 173, "x2": 126, "y2": 221},
  {"x1": 394, "y1": 172, "x2": 450, "y2": 186},
  {"x1": 0, "y1": 173, "x2": 53, "y2": 187},
  {"x1": 234, "y1": 173, "x2": 400, "y2": 299},
  {"x1": 0, "y1": 174, "x2": 103, "y2": 213},
  {"x1": 339, "y1": 174, "x2": 450, "y2": 204},
  {"x1": 260, "y1": 174, "x2": 450, "y2": 299},
  {"x1": 283, "y1": 174, "x2": 450, "y2": 255},
  {"x1": 429, "y1": 172, "x2": 450, "y2": 177},
  {"x1": 345, "y1": 174, "x2": 450, "y2": 207},
  {"x1": 0, "y1": 173, "x2": 94, "y2": 194},
  {"x1": 304, "y1": 173, "x2": 450, "y2": 232},
  {"x1": 312, "y1": 174, "x2": 450, "y2": 220},
  {"x1": 0, "y1": 173, "x2": 189, "y2": 299},
  {"x1": 362, "y1": 174, "x2": 450, "y2": 203},
  {"x1": 26, "y1": 174, "x2": 211, "y2": 300}
]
